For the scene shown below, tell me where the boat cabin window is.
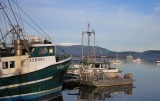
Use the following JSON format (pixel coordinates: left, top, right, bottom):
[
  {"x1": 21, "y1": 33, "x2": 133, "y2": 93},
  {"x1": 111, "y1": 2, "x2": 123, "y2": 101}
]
[
  {"x1": 91, "y1": 64, "x2": 95, "y2": 68},
  {"x1": 92, "y1": 64, "x2": 100, "y2": 68},
  {"x1": 49, "y1": 47, "x2": 54, "y2": 53},
  {"x1": 39, "y1": 47, "x2": 55, "y2": 54},
  {"x1": 101, "y1": 64, "x2": 106, "y2": 68},
  {"x1": 30, "y1": 46, "x2": 55, "y2": 57},
  {"x1": 2, "y1": 62, "x2": 8, "y2": 69},
  {"x1": 39, "y1": 47, "x2": 48, "y2": 54},
  {"x1": 2, "y1": 61, "x2": 15, "y2": 69},
  {"x1": 95, "y1": 64, "x2": 100, "y2": 68},
  {"x1": 10, "y1": 61, "x2": 15, "y2": 68}
]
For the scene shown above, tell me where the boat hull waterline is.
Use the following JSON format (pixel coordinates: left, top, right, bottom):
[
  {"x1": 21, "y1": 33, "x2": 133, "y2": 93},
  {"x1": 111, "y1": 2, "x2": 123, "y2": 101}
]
[
  {"x1": 0, "y1": 60, "x2": 70, "y2": 100},
  {"x1": 80, "y1": 78, "x2": 133, "y2": 87}
]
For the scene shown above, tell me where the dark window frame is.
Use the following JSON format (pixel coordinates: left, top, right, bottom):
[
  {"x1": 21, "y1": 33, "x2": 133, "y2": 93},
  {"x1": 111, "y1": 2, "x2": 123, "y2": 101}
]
[
  {"x1": 10, "y1": 61, "x2": 15, "y2": 68},
  {"x1": 2, "y1": 62, "x2": 8, "y2": 69}
]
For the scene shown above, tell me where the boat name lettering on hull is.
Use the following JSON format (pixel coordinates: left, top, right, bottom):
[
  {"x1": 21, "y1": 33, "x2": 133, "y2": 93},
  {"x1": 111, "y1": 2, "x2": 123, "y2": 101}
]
[
  {"x1": 57, "y1": 62, "x2": 70, "y2": 70},
  {"x1": 29, "y1": 58, "x2": 45, "y2": 62},
  {"x1": 57, "y1": 65, "x2": 64, "y2": 69}
]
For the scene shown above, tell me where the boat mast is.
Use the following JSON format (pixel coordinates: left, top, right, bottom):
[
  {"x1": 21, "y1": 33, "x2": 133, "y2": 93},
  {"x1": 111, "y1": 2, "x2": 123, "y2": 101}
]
[
  {"x1": 82, "y1": 23, "x2": 95, "y2": 64},
  {"x1": 0, "y1": 1, "x2": 30, "y2": 55},
  {"x1": 82, "y1": 31, "x2": 84, "y2": 64},
  {"x1": 87, "y1": 23, "x2": 91, "y2": 62}
]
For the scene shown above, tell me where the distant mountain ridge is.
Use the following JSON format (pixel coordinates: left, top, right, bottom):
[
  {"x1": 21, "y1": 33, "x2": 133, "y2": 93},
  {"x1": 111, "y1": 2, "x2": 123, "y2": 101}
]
[
  {"x1": 57, "y1": 45, "x2": 160, "y2": 61},
  {"x1": 57, "y1": 45, "x2": 113, "y2": 56},
  {"x1": 142, "y1": 50, "x2": 160, "y2": 54}
]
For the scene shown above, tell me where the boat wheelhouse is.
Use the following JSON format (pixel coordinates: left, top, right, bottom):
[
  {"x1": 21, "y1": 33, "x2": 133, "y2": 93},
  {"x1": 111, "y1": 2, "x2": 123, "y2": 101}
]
[
  {"x1": 0, "y1": 39, "x2": 71, "y2": 100},
  {"x1": 83, "y1": 62, "x2": 121, "y2": 78}
]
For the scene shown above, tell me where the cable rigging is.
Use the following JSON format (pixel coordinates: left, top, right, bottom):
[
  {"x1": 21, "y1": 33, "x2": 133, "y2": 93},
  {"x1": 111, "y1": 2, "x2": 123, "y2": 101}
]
[{"x1": 0, "y1": 0, "x2": 68, "y2": 54}]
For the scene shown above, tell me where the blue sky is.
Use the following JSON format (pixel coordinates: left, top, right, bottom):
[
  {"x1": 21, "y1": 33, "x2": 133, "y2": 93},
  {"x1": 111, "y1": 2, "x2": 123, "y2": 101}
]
[{"x1": 19, "y1": 0, "x2": 160, "y2": 52}]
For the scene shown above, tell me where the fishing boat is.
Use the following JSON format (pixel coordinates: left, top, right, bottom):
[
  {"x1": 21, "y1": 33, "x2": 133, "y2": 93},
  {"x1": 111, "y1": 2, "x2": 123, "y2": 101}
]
[
  {"x1": 156, "y1": 60, "x2": 160, "y2": 63},
  {"x1": 109, "y1": 59, "x2": 123, "y2": 65},
  {"x1": 81, "y1": 24, "x2": 121, "y2": 76},
  {"x1": 80, "y1": 73, "x2": 133, "y2": 87},
  {"x1": 110, "y1": 52, "x2": 123, "y2": 65},
  {"x1": 82, "y1": 61, "x2": 122, "y2": 78},
  {"x1": 79, "y1": 24, "x2": 133, "y2": 87},
  {"x1": 156, "y1": 60, "x2": 160, "y2": 65},
  {"x1": 133, "y1": 57, "x2": 141, "y2": 63},
  {"x1": 126, "y1": 54, "x2": 134, "y2": 60},
  {"x1": 0, "y1": 1, "x2": 71, "y2": 100}
]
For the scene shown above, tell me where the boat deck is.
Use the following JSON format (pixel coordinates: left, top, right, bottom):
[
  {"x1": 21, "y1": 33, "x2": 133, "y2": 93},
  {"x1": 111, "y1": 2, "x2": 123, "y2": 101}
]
[{"x1": 80, "y1": 72, "x2": 133, "y2": 87}]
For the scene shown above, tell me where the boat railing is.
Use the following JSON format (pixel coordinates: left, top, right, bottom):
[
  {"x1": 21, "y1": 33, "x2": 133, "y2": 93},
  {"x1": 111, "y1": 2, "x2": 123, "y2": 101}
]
[
  {"x1": 80, "y1": 70, "x2": 133, "y2": 81},
  {"x1": 56, "y1": 54, "x2": 70, "y2": 62},
  {"x1": 80, "y1": 70, "x2": 109, "y2": 81}
]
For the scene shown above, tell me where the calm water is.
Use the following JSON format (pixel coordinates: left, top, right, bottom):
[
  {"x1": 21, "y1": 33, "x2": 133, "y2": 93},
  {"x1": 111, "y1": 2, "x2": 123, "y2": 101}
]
[
  {"x1": 2, "y1": 60, "x2": 159, "y2": 101},
  {"x1": 62, "y1": 60, "x2": 160, "y2": 101}
]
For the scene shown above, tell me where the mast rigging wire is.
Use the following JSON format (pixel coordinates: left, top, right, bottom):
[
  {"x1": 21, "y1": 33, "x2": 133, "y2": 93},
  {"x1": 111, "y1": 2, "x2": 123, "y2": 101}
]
[
  {"x1": 12, "y1": 0, "x2": 69, "y2": 54},
  {"x1": 0, "y1": 0, "x2": 68, "y2": 54}
]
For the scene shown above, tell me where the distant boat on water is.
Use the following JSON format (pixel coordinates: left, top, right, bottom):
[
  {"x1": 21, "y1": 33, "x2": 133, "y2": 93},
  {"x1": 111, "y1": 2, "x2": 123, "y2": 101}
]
[
  {"x1": 156, "y1": 60, "x2": 160, "y2": 65},
  {"x1": 109, "y1": 59, "x2": 123, "y2": 65},
  {"x1": 133, "y1": 58, "x2": 141, "y2": 63},
  {"x1": 110, "y1": 52, "x2": 123, "y2": 65},
  {"x1": 126, "y1": 55, "x2": 134, "y2": 60},
  {"x1": 156, "y1": 60, "x2": 160, "y2": 63},
  {"x1": 0, "y1": 1, "x2": 70, "y2": 100}
]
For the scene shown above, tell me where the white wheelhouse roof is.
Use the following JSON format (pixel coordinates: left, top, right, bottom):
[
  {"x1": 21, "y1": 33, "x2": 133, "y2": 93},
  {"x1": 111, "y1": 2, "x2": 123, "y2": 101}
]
[{"x1": 31, "y1": 44, "x2": 57, "y2": 47}]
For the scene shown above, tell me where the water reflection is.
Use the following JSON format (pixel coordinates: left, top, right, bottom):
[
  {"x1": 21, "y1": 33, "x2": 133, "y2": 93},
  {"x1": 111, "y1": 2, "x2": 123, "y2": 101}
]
[
  {"x1": 36, "y1": 92, "x2": 63, "y2": 101},
  {"x1": 78, "y1": 85, "x2": 133, "y2": 101},
  {"x1": 0, "y1": 92, "x2": 63, "y2": 101},
  {"x1": 62, "y1": 60, "x2": 160, "y2": 101}
]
